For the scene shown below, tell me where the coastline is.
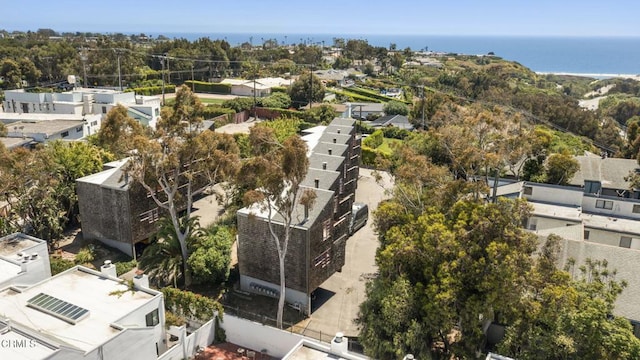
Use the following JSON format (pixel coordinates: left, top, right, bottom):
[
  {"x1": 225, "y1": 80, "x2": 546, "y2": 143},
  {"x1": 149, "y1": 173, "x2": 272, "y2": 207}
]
[{"x1": 535, "y1": 72, "x2": 640, "y2": 80}]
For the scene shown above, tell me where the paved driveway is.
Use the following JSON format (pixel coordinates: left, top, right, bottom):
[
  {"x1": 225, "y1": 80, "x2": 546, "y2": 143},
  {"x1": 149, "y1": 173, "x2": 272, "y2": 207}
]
[{"x1": 301, "y1": 168, "x2": 393, "y2": 339}]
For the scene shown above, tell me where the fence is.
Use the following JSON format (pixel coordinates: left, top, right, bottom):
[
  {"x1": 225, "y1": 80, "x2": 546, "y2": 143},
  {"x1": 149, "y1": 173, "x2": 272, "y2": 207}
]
[{"x1": 221, "y1": 304, "x2": 366, "y2": 354}]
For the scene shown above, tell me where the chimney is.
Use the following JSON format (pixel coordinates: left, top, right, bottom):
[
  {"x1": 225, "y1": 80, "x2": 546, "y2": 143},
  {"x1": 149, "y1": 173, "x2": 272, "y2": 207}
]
[
  {"x1": 133, "y1": 269, "x2": 150, "y2": 289},
  {"x1": 100, "y1": 260, "x2": 118, "y2": 278},
  {"x1": 20, "y1": 253, "x2": 42, "y2": 274},
  {"x1": 328, "y1": 148, "x2": 332, "y2": 155},
  {"x1": 322, "y1": 162, "x2": 327, "y2": 170},
  {"x1": 330, "y1": 332, "x2": 348, "y2": 354},
  {"x1": 314, "y1": 179, "x2": 320, "y2": 188}
]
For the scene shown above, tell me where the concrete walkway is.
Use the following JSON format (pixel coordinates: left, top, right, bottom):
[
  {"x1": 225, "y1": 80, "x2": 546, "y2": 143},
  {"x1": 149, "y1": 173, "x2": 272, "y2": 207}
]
[{"x1": 299, "y1": 168, "x2": 393, "y2": 338}]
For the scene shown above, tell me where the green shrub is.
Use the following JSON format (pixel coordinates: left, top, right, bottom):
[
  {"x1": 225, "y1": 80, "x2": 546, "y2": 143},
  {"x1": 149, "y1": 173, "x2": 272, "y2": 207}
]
[
  {"x1": 50, "y1": 256, "x2": 75, "y2": 275},
  {"x1": 75, "y1": 245, "x2": 96, "y2": 265},
  {"x1": 271, "y1": 86, "x2": 288, "y2": 93},
  {"x1": 363, "y1": 129, "x2": 384, "y2": 148},
  {"x1": 184, "y1": 81, "x2": 231, "y2": 94},
  {"x1": 125, "y1": 85, "x2": 175, "y2": 96},
  {"x1": 115, "y1": 259, "x2": 137, "y2": 276}
]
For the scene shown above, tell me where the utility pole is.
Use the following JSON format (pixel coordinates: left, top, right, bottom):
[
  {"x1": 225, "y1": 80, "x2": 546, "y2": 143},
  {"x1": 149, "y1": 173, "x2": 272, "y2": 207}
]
[
  {"x1": 420, "y1": 86, "x2": 426, "y2": 130},
  {"x1": 191, "y1": 64, "x2": 195, "y2": 92},
  {"x1": 166, "y1": 54, "x2": 170, "y2": 84},
  {"x1": 161, "y1": 55, "x2": 166, "y2": 106},
  {"x1": 309, "y1": 65, "x2": 313, "y2": 109},
  {"x1": 113, "y1": 49, "x2": 122, "y2": 91},
  {"x1": 80, "y1": 48, "x2": 88, "y2": 88}
]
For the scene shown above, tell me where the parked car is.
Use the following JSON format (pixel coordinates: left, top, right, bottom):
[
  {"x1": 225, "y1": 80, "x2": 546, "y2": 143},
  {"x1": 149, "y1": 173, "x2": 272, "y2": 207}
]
[{"x1": 349, "y1": 202, "x2": 368, "y2": 235}]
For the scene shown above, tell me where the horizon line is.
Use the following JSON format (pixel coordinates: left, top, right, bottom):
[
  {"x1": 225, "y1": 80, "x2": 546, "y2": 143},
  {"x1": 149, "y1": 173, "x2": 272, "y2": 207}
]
[{"x1": 4, "y1": 28, "x2": 640, "y2": 39}]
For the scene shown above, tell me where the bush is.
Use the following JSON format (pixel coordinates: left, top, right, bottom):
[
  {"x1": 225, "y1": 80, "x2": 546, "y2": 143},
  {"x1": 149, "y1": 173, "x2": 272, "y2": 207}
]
[
  {"x1": 50, "y1": 256, "x2": 75, "y2": 275},
  {"x1": 75, "y1": 245, "x2": 96, "y2": 265},
  {"x1": 271, "y1": 86, "x2": 288, "y2": 94},
  {"x1": 259, "y1": 92, "x2": 292, "y2": 109},
  {"x1": 188, "y1": 226, "x2": 234, "y2": 286},
  {"x1": 363, "y1": 129, "x2": 384, "y2": 148},
  {"x1": 115, "y1": 259, "x2": 137, "y2": 276},
  {"x1": 361, "y1": 145, "x2": 390, "y2": 168},
  {"x1": 201, "y1": 105, "x2": 235, "y2": 120},
  {"x1": 183, "y1": 81, "x2": 231, "y2": 94},
  {"x1": 125, "y1": 85, "x2": 176, "y2": 96},
  {"x1": 222, "y1": 97, "x2": 254, "y2": 112}
]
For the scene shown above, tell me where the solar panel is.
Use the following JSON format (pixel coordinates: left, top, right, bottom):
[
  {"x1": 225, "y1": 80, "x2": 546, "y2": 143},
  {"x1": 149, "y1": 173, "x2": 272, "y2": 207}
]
[{"x1": 27, "y1": 293, "x2": 90, "y2": 324}]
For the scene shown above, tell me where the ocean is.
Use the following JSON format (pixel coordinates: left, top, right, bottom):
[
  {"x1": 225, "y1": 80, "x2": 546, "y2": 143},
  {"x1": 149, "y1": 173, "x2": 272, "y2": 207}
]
[{"x1": 148, "y1": 32, "x2": 640, "y2": 77}]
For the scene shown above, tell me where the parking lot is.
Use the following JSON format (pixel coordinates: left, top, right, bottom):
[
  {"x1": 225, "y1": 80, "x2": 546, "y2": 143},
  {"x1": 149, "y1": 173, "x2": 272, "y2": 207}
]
[{"x1": 300, "y1": 168, "x2": 393, "y2": 338}]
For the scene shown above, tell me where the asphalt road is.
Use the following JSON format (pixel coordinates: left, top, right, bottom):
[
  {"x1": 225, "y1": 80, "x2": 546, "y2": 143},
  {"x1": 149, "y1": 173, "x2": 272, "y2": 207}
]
[{"x1": 300, "y1": 168, "x2": 393, "y2": 339}]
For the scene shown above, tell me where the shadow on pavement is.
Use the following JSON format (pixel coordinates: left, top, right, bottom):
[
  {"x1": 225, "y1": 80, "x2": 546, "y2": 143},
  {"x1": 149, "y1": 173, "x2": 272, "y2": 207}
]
[{"x1": 310, "y1": 287, "x2": 336, "y2": 313}]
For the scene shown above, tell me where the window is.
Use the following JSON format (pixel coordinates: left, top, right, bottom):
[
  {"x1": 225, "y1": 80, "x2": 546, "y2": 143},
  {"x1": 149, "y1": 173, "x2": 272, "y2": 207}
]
[
  {"x1": 76, "y1": 126, "x2": 83, "y2": 132},
  {"x1": 61, "y1": 131, "x2": 69, "y2": 138},
  {"x1": 595, "y1": 199, "x2": 613, "y2": 210},
  {"x1": 584, "y1": 230, "x2": 590, "y2": 240},
  {"x1": 145, "y1": 309, "x2": 159, "y2": 327},
  {"x1": 322, "y1": 219, "x2": 331, "y2": 241},
  {"x1": 620, "y1": 236, "x2": 632, "y2": 248},
  {"x1": 527, "y1": 218, "x2": 537, "y2": 231},
  {"x1": 523, "y1": 186, "x2": 533, "y2": 195},
  {"x1": 584, "y1": 180, "x2": 601, "y2": 195},
  {"x1": 91, "y1": 120, "x2": 98, "y2": 126},
  {"x1": 155, "y1": 108, "x2": 160, "y2": 116},
  {"x1": 102, "y1": 106, "x2": 107, "y2": 114},
  {"x1": 313, "y1": 249, "x2": 331, "y2": 268},
  {"x1": 633, "y1": 204, "x2": 640, "y2": 214}
]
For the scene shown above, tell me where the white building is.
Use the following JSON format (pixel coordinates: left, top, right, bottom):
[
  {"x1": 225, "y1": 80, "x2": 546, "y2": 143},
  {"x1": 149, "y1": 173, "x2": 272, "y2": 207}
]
[
  {"x1": 1, "y1": 113, "x2": 102, "y2": 144},
  {"x1": 0, "y1": 233, "x2": 51, "y2": 289},
  {"x1": 0, "y1": 263, "x2": 167, "y2": 360},
  {"x1": 492, "y1": 155, "x2": 640, "y2": 332},
  {"x1": 220, "y1": 77, "x2": 290, "y2": 97},
  {"x1": 3, "y1": 88, "x2": 161, "y2": 129}
]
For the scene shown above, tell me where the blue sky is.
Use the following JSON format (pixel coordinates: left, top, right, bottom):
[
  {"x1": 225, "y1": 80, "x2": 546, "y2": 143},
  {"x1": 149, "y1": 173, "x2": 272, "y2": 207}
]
[{"x1": 5, "y1": 0, "x2": 640, "y2": 37}]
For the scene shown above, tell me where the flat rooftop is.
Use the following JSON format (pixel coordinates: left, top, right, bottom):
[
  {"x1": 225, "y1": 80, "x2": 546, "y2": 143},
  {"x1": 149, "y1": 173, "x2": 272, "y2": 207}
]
[
  {"x1": 0, "y1": 233, "x2": 41, "y2": 257},
  {"x1": 0, "y1": 267, "x2": 157, "y2": 352},
  {"x1": 6, "y1": 120, "x2": 83, "y2": 135},
  {"x1": 0, "y1": 137, "x2": 34, "y2": 149},
  {"x1": 0, "y1": 113, "x2": 86, "y2": 122},
  {"x1": 530, "y1": 201, "x2": 640, "y2": 236},
  {"x1": 0, "y1": 325, "x2": 57, "y2": 359}
]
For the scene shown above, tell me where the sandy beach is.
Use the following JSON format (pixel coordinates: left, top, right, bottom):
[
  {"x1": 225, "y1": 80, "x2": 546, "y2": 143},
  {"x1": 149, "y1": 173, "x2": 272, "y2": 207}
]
[{"x1": 536, "y1": 72, "x2": 640, "y2": 81}]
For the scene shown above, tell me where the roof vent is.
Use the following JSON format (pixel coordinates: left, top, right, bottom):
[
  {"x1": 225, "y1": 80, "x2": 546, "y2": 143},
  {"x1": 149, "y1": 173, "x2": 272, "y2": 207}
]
[
  {"x1": 314, "y1": 179, "x2": 320, "y2": 188},
  {"x1": 337, "y1": 129, "x2": 341, "y2": 134},
  {"x1": 328, "y1": 148, "x2": 332, "y2": 155},
  {"x1": 322, "y1": 162, "x2": 327, "y2": 170},
  {"x1": 333, "y1": 138, "x2": 337, "y2": 143},
  {"x1": 31, "y1": 253, "x2": 38, "y2": 260}
]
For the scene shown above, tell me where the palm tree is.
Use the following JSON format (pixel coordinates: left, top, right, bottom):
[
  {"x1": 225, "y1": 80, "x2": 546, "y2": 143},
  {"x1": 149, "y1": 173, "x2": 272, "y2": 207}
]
[{"x1": 138, "y1": 216, "x2": 204, "y2": 288}]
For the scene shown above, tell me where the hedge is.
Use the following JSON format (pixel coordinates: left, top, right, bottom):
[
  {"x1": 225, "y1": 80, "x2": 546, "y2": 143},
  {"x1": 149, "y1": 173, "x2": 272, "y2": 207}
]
[
  {"x1": 347, "y1": 87, "x2": 411, "y2": 104},
  {"x1": 184, "y1": 80, "x2": 231, "y2": 94},
  {"x1": 329, "y1": 89, "x2": 381, "y2": 103},
  {"x1": 125, "y1": 85, "x2": 175, "y2": 96},
  {"x1": 201, "y1": 106, "x2": 235, "y2": 119},
  {"x1": 271, "y1": 86, "x2": 288, "y2": 93},
  {"x1": 361, "y1": 145, "x2": 390, "y2": 168}
]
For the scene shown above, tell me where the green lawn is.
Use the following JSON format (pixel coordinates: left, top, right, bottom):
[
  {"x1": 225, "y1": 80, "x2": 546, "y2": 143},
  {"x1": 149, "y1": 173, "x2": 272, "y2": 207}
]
[{"x1": 199, "y1": 98, "x2": 226, "y2": 105}]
